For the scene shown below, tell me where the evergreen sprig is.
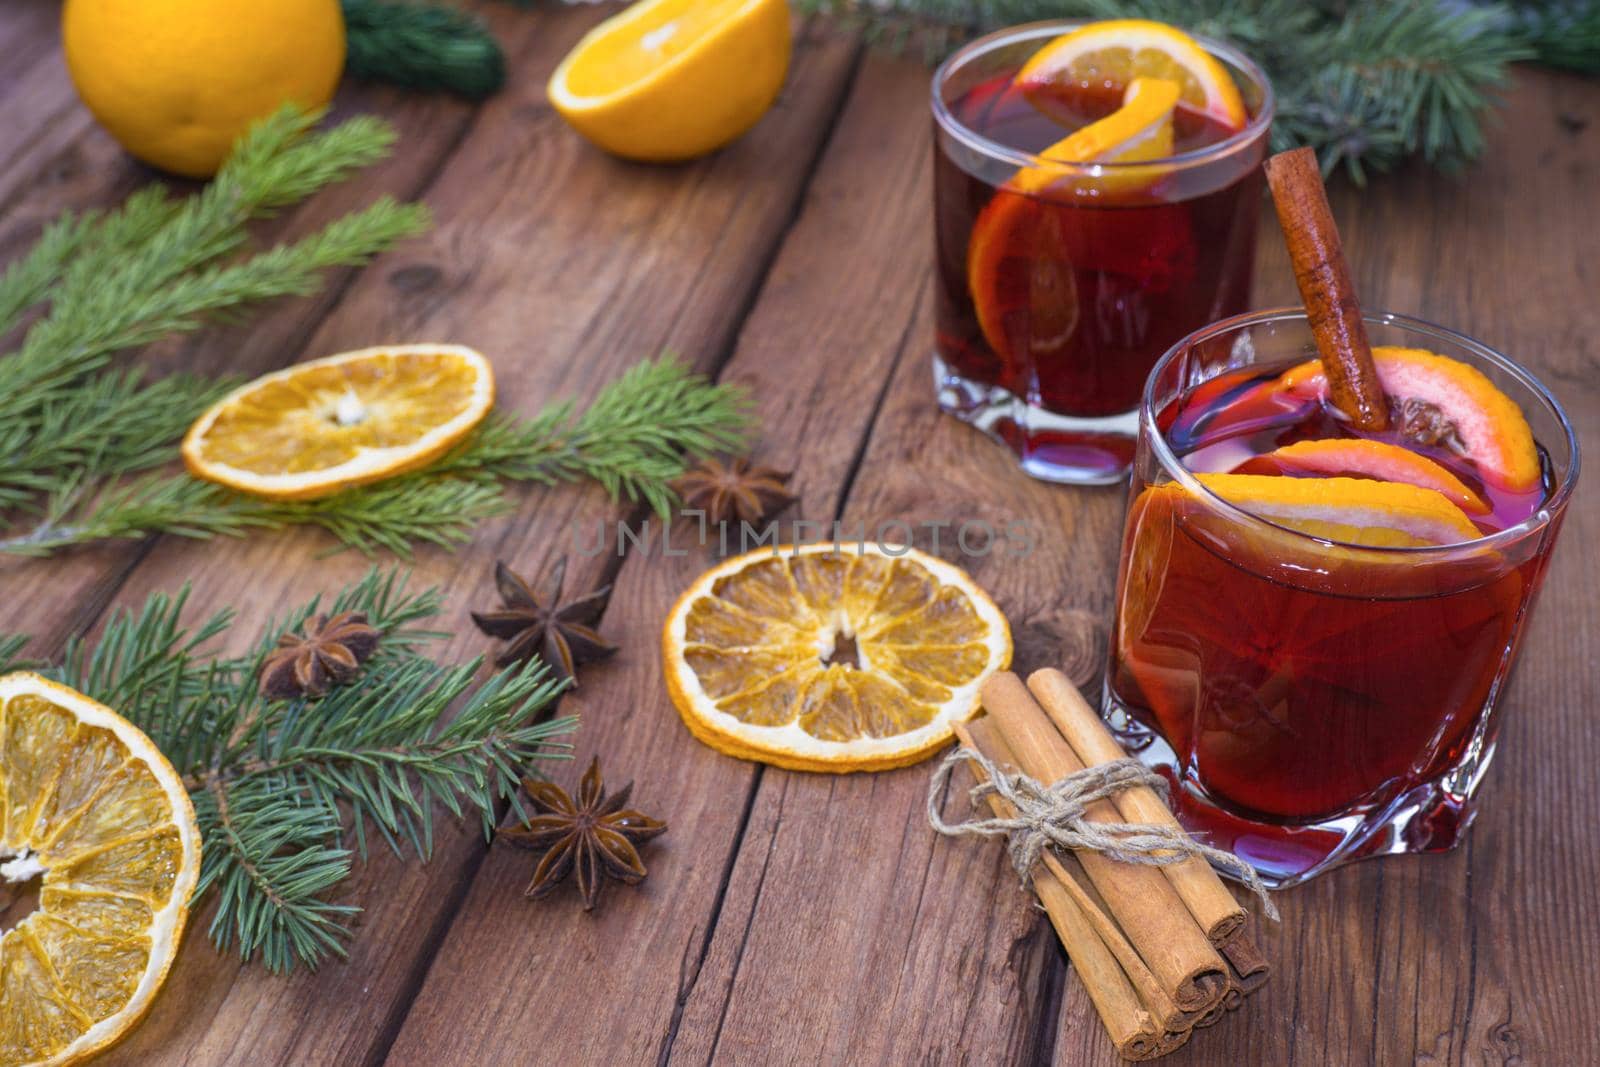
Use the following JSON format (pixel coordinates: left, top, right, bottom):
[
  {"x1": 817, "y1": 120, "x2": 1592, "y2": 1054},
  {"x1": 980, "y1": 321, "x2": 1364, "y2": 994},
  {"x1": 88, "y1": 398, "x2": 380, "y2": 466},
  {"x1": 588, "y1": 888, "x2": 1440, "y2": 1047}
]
[
  {"x1": 0, "y1": 105, "x2": 752, "y2": 558},
  {"x1": 0, "y1": 355, "x2": 750, "y2": 557},
  {"x1": 342, "y1": 0, "x2": 507, "y2": 99},
  {"x1": 797, "y1": 0, "x2": 1574, "y2": 182},
  {"x1": 0, "y1": 106, "x2": 427, "y2": 516},
  {"x1": 3, "y1": 569, "x2": 576, "y2": 972}
]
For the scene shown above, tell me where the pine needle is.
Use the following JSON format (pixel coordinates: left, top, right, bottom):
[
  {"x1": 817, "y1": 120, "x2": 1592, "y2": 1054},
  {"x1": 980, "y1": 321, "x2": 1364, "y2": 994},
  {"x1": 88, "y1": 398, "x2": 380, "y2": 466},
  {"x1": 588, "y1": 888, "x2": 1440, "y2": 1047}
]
[
  {"x1": 0, "y1": 107, "x2": 750, "y2": 559},
  {"x1": 0, "y1": 105, "x2": 430, "y2": 547},
  {"x1": 342, "y1": 0, "x2": 507, "y2": 99},
  {"x1": 33, "y1": 567, "x2": 576, "y2": 972},
  {"x1": 799, "y1": 0, "x2": 1541, "y2": 182},
  {"x1": 0, "y1": 355, "x2": 750, "y2": 557}
]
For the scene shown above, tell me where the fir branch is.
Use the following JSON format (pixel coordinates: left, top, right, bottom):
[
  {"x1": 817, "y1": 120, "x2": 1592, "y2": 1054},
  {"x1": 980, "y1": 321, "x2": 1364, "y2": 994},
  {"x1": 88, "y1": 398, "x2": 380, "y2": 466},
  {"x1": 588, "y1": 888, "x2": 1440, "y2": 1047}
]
[
  {"x1": 0, "y1": 109, "x2": 748, "y2": 559},
  {"x1": 0, "y1": 106, "x2": 430, "y2": 548},
  {"x1": 800, "y1": 0, "x2": 1540, "y2": 181},
  {"x1": 0, "y1": 109, "x2": 422, "y2": 437},
  {"x1": 28, "y1": 568, "x2": 576, "y2": 971},
  {"x1": 1, "y1": 356, "x2": 750, "y2": 557},
  {"x1": 1502, "y1": 0, "x2": 1600, "y2": 73},
  {"x1": 427, "y1": 356, "x2": 754, "y2": 513},
  {"x1": 0, "y1": 633, "x2": 30, "y2": 674},
  {"x1": 0, "y1": 211, "x2": 98, "y2": 339},
  {"x1": 342, "y1": 0, "x2": 508, "y2": 99}
]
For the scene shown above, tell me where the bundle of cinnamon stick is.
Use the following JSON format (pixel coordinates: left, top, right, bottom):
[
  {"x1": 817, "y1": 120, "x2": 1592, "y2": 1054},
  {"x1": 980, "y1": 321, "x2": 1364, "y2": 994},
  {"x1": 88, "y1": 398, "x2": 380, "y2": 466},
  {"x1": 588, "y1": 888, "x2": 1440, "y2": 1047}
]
[{"x1": 957, "y1": 670, "x2": 1269, "y2": 1060}]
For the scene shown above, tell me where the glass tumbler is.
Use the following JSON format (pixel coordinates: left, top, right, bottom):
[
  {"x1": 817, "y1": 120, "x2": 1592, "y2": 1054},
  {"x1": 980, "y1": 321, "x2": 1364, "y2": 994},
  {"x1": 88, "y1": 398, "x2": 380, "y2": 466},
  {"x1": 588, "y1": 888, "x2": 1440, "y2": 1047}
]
[
  {"x1": 1104, "y1": 309, "x2": 1579, "y2": 887},
  {"x1": 931, "y1": 20, "x2": 1274, "y2": 484}
]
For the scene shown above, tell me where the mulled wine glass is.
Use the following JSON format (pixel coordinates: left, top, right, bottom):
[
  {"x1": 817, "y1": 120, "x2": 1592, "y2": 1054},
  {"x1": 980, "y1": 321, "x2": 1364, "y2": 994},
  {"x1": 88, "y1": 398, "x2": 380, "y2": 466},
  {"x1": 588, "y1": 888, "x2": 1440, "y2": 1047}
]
[
  {"x1": 931, "y1": 21, "x2": 1274, "y2": 484},
  {"x1": 1103, "y1": 308, "x2": 1578, "y2": 887}
]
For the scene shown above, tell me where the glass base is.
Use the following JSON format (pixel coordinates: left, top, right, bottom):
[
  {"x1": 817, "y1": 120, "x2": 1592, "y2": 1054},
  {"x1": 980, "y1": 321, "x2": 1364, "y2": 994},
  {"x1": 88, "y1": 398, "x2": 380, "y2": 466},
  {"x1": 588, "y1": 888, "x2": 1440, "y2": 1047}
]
[
  {"x1": 934, "y1": 354, "x2": 1136, "y2": 485},
  {"x1": 1101, "y1": 692, "x2": 1485, "y2": 889}
]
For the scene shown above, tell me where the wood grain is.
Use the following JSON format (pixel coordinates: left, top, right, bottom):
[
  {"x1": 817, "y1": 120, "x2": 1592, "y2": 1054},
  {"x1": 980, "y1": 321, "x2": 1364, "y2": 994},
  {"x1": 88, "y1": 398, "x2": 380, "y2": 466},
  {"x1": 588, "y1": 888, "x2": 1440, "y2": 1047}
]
[
  {"x1": 0, "y1": 13, "x2": 1595, "y2": 1063},
  {"x1": 79, "y1": 7, "x2": 859, "y2": 1065}
]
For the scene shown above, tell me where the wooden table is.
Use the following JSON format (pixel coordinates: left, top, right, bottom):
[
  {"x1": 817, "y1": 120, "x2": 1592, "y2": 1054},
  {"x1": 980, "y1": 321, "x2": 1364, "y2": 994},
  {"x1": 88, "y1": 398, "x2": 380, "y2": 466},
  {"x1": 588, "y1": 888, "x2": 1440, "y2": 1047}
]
[{"x1": 4, "y1": 4, "x2": 1597, "y2": 1064}]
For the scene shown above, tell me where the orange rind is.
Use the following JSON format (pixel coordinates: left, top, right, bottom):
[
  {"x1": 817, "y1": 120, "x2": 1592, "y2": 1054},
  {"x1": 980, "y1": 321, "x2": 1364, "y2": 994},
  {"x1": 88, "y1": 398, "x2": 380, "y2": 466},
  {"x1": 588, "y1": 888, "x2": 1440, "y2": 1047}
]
[
  {"x1": 1193, "y1": 472, "x2": 1483, "y2": 547},
  {"x1": 1235, "y1": 438, "x2": 1489, "y2": 515},
  {"x1": 1016, "y1": 19, "x2": 1247, "y2": 132},
  {"x1": 1280, "y1": 347, "x2": 1540, "y2": 492}
]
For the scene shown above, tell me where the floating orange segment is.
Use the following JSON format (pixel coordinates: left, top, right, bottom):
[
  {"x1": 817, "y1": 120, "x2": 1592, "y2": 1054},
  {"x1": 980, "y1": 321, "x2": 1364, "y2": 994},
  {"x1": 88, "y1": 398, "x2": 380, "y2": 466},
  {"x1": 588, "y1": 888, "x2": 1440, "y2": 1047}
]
[
  {"x1": 1235, "y1": 438, "x2": 1489, "y2": 514},
  {"x1": 1016, "y1": 19, "x2": 1247, "y2": 131},
  {"x1": 966, "y1": 77, "x2": 1180, "y2": 364},
  {"x1": 1021, "y1": 76, "x2": 1180, "y2": 193},
  {"x1": 1194, "y1": 472, "x2": 1483, "y2": 547},
  {"x1": 1280, "y1": 347, "x2": 1540, "y2": 492}
]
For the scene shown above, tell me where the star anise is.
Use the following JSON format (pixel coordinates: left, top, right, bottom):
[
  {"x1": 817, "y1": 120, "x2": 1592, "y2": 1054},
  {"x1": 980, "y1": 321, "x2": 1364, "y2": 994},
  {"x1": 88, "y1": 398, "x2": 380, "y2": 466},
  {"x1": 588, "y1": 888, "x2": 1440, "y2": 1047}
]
[
  {"x1": 674, "y1": 455, "x2": 795, "y2": 526},
  {"x1": 260, "y1": 610, "x2": 381, "y2": 700},
  {"x1": 471, "y1": 557, "x2": 616, "y2": 684},
  {"x1": 498, "y1": 757, "x2": 667, "y2": 911}
]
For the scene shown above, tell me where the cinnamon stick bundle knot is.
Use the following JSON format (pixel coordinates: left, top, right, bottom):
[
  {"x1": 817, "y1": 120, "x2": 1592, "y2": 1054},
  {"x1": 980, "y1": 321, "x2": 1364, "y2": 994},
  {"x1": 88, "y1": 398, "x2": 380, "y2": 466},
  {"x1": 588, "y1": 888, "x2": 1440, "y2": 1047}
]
[{"x1": 927, "y1": 745, "x2": 1278, "y2": 920}]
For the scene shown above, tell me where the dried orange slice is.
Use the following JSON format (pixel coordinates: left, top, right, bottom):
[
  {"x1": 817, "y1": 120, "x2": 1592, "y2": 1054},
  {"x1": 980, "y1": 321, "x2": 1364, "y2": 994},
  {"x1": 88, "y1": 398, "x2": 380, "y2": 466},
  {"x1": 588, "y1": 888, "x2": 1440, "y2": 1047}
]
[
  {"x1": 1016, "y1": 19, "x2": 1247, "y2": 131},
  {"x1": 1235, "y1": 439, "x2": 1489, "y2": 515},
  {"x1": 662, "y1": 544, "x2": 1012, "y2": 772},
  {"x1": 1280, "y1": 347, "x2": 1540, "y2": 492},
  {"x1": 0, "y1": 673, "x2": 201, "y2": 1067},
  {"x1": 1195, "y1": 472, "x2": 1482, "y2": 547},
  {"x1": 183, "y1": 344, "x2": 494, "y2": 501},
  {"x1": 967, "y1": 77, "x2": 1180, "y2": 364}
]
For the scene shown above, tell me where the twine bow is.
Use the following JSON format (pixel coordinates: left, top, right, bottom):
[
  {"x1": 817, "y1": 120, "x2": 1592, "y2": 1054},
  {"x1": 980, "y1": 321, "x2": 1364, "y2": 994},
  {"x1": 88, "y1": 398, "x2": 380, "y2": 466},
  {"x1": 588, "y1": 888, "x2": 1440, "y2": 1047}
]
[{"x1": 928, "y1": 746, "x2": 1278, "y2": 920}]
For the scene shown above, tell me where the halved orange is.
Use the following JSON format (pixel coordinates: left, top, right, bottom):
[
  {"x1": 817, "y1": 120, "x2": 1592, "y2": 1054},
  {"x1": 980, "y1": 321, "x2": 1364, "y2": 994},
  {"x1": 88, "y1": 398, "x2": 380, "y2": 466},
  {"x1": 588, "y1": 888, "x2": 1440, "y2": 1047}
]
[
  {"x1": 1016, "y1": 20, "x2": 1247, "y2": 132},
  {"x1": 1280, "y1": 347, "x2": 1540, "y2": 492},
  {"x1": 966, "y1": 77, "x2": 1181, "y2": 365},
  {"x1": 662, "y1": 543, "x2": 1012, "y2": 772},
  {"x1": 183, "y1": 344, "x2": 495, "y2": 502},
  {"x1": 0, "y1": 673, "x2": 201, "y2": 1066},
  {"x1": 1235, "y1": 439, "x2": 1489, "y2": 515},
  {"x1": 548, "y1": 0, "x2": 791, "y2": 162},
  {"x1": 1194, "y1": 472, "x2": 1482, "y2": 547}
]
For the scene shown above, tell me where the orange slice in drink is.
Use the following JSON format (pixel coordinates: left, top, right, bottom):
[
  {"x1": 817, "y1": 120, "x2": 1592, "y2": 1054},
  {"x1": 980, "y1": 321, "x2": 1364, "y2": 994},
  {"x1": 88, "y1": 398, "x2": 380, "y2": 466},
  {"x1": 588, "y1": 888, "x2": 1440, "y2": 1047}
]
[
  {"x1": 1280, "y1": 347, "x2": 1540, "y2": 492},
  {"x1": 1235, "y1": 438, "x2": 1489, "y2": 514},
  {"x1": 1016, "y1": 20, "x2": 1247, "y2": 132},
  {"x1": 1195, "y1": 472, "x2": 1483, "y2": 547},
  {"x1": 966, "y1": 77, "x2": 1181, "y2": 365}
]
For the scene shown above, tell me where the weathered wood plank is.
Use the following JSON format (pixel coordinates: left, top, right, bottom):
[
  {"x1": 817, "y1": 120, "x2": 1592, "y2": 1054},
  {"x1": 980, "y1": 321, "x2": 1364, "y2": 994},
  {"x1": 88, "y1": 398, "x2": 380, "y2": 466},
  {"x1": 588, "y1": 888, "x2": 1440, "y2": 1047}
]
[
  {"x1": 394, "y1": 63, "x2": 1600, "y2": 1067},
  {"x1": 382, "y1": 48, "x2": 1069, "y2": 1067},
  {"x1": 0, "y1": 1, "x2": 100, "y2": 211},
  {"x1": 75, "y1": 8, "x2": 859, "y2": 1065}
]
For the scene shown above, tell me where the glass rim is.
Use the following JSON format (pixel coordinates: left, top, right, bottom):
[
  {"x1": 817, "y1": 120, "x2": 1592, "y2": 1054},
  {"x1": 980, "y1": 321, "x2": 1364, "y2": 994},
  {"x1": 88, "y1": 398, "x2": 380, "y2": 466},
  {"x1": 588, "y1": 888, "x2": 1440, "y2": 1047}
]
[
  {"x1": 930, "y1": 19, "x2": 1276, "y2": 174},
  {"x1": 1141, "y1": 307, "x2": 1581, "y2": 556}
]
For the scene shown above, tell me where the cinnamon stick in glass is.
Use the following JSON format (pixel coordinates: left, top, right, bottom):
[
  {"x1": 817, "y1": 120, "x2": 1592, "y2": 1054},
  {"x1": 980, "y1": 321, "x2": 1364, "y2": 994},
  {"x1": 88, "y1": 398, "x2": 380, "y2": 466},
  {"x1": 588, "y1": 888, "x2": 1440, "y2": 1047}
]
[
  {"x1": 1027, "y1": 668, "x2": 1246, "y2": 945},
  {"x1": 953, "y1": 720, "x2": 1164, "y2": 1061},
  {"x1": 979, "y1": 673, "x2": 1228, "y2": 1015},
  {"x1": 1265, "y1": 146, "x2": 1388, "y2": 431}
]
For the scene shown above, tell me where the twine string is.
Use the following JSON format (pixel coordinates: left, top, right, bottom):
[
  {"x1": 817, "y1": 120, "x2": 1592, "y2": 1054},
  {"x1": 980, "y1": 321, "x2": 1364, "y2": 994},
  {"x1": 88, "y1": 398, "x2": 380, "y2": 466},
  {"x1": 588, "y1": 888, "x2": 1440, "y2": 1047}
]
[{"x1": 928, "y1": 745, "x2": 1278, "y2": 921}]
